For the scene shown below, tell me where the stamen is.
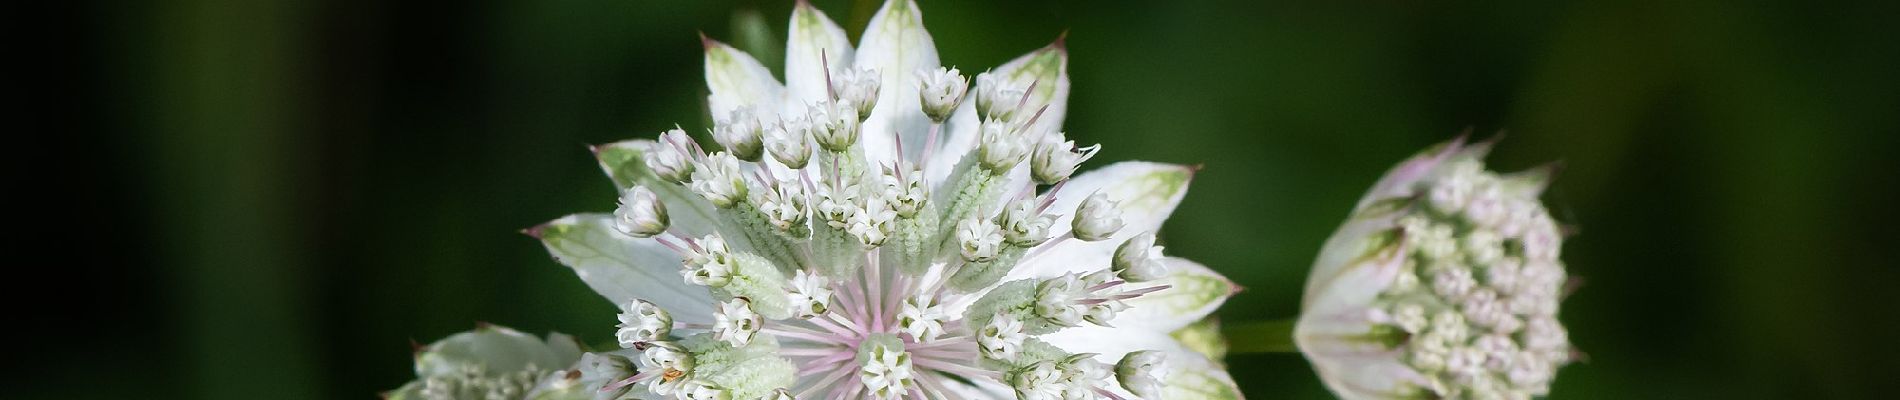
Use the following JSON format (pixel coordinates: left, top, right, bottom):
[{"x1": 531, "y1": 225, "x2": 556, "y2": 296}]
[{"x1": 797, "y1": 362, "x2": 857, "y2": 398}]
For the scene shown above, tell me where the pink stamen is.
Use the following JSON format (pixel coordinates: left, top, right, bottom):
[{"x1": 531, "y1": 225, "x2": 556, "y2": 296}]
[{"x1": 797, "y1": 364, "x2": 857, "y2": 399}]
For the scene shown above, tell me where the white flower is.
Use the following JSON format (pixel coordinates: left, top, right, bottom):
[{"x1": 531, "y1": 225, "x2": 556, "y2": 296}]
[
  {"x1": 896, "y1": 296, "x2": 947, "y2": 342},
  {"x1": 957, "y1": 216, "x2": 1005, "y2": 262},
  {"x1": 527, "y1": 2, "x2": 1242, "y2": 399},
  {"x1": 786, "y1": 270, "x2": 834, "y2": 319},
  {"x1": 857, "y1": 334, "x2": 915, "y2": 399},
  {"x1": 1296, "y1": 137, "x2": 1574, "y2": 399},
  {"x1": 681, "y1": 234, "x2": 734, "y2": 287},
  {"x1": 640, "y1": 342, "x2": 695, "y2": 395},
  {"x1": 712, "y1": 297, "x2": 764, "y2": 347},
  {"x1": 615, "y1": 299, "x2": 672, "y2": 346},
  {"x1": 847, "y1": 192, "x2": 896, "y2": 247},
  {"x1": 611, "y1": 185, "x2": 668, "y2": 238},
  {"x1": 753, "y1": 178, "x2": 809, "y2": 234},
  {"x1": 881, "y1": 164, "x2": 929, "y2": 218},
  {"x1": 1012, "y1": 361, "x2": 1066, "y2": 400},
  {"x1": 979, "y1": 312, "x2": 1028, "y2": 361}
]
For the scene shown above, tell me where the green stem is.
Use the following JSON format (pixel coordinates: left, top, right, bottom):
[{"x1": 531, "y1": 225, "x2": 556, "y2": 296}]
[{"x1": 1223, "y1": 318, "x2": 1301, "y2": 354}]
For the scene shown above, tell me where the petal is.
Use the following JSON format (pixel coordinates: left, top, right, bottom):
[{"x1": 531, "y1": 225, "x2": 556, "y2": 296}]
[
  {"x1": 1169, "y1": 317, "x2": 1230, "y2": 362},
  {"x1": 1042, "y1": 325, "x2": 1190, "y2": 361},
  {"x1": 1041, "y1": 327, "x2": 1244, "y2": 400},
  {"x1": 530, "y1": 214, "x2": 716, "y2": 323},
  {"x1": 1108, "y1": 257, "x2": 1240, "y2": 333},
  {"x1": 705, "y1": 37, "x2": 786, "y2": 120},
  {"x1": 1159, "y1": 350, "x2": 1246, "y2": 400},
  {"x1": 591, "y1": 139, "x2": 719, "y2": 236},
  {"x1": 854, "y1": 0, "x2": 940, "y2": 167},
  {"x1": 412, "y1": 324, "x2": 583, "y2": 378},
  {"x1": 782, "y1": 0, "x2": 853, "y2": 109},
  {"x1": 990, "y1": 39, "x2": 1071, "y2": 138},
  {"x1": 1303, "y1": 235, "x2": 1406, "y2": 317},
  {"x1": 936, "y1": 375, "x2": 1015, "y2": 399},
  {"x1": 1012, "y1": 162, "x2": 1196, "y2": 278}
]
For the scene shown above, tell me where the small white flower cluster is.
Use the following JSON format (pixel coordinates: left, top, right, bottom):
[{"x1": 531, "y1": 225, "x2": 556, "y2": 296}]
[
  {"x1": 1299, "y1": 138, "x2": 1574, "y2": 400},
  {"x1": 1366, "y1": 157, "x2": 1571, "y2": 398},
  {"x1": 418, "y1": 364, "x2": 547, "y2": 400}
]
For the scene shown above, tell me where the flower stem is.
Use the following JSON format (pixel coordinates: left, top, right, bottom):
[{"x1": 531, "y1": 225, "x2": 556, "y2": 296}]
[{"x1": 1224, "y1": 318, "x2": 1300, "y2": 354}]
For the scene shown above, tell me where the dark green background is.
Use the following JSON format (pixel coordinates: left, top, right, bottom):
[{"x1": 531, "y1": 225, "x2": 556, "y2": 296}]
[{"x1": 39, "y1": 0, "x2": 1899, "y2": 398}]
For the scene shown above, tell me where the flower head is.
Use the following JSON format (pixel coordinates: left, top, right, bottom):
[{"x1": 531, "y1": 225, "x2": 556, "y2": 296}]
[
  {"x1": 1296, "y1": 137, "x2": 1575, "y2": 399},
  {"x1": 526, "y1": 1, "x2": 1242, "y2": 398}
]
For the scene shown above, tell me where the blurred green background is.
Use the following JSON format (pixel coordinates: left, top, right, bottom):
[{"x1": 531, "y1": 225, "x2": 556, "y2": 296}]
[{"x1": 42, "y1": 0, "x2": 1899, "y2": 398}]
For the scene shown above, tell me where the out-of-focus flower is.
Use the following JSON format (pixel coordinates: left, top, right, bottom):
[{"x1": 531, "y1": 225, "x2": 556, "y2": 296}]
[{"x1": 1296, "y1": 136, "x2": 1574, "y2": 399}]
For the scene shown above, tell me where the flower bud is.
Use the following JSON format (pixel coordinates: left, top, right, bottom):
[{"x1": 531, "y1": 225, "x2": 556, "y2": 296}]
[
  {"x1": 1034, "y1": 274, "x2": 1088, "y2": 327},
  {"x1": 1116, "y1": 350, "x2": 1167, "y2": 399},
  {"x1": 688, "y1": 152, "x2": 749, "y2": 208},
  {"x1": 881, "y1": 164, "x2": 929, "y2": 218},
  {"x1": 1011, "y1": 361, "x2": 1065, "y2": 400},
  {"x1": 998, "y1": 199, "x2": 1054, "y2": 247},
  {"x1": 916, "y1": 66, "x2": 968, "y2": 122},
  {"x1": 810, "y1": 100, "x2": 861, "y2": 151},
  {"x1": 974, "y1": 72, "x2": 1026, "y2": 121},
  {"x1": 680, "y1": 381, "x2": 730, "y2": 400},
  {"x1": 713, "y1": 107, "x2": 765, "y2": 161},
  {"x1": 831, "y1": 68, "x2": 880, "y2": 119},
  {"x1": 647, "y1": 128, "x2": 697, "y2": 183},
  {"x1": 615, "y1": 299, "x2": 672, "y2": 346},
  {"x1": 682, "y1": 234, "x2": 734, "y2": 287},
  {"x1": 1030, "y1": 137, "x2": 1099, "y2": 185},
  {"x1": 765, "y1": 118, "x2": 813, "y2": 169},
  {"x1": 1071, "y1": 192, "x2": 1124, "y2": 241},
  {"x1": 1113, "y1": 231, "x2": 1169, "y2": 281},
  {"x1": 977, "y1": 119, "x2": 1030, "y2": 172},
  {"x1": 610, "y1": 185, "x2": 669, "y2": 238},
  {"x1": 753, "y1": 179, "x2": 808, "y2": 234}
]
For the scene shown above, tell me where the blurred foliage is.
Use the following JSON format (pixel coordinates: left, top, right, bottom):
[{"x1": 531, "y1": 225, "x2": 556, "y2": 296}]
[{"x1": 39, "y1": 0, "x2": 1899, "y2": 398}]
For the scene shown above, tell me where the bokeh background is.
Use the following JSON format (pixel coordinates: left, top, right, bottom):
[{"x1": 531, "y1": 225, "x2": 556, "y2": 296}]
[{"x1": 40, "y1": 0, "x2": 1899, "y2": 398}]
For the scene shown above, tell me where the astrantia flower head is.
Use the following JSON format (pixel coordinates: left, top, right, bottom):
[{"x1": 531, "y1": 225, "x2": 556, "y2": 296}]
[
  {"x1": 517, "y1": 1, "x2": 1244, "y2": 398},
  {"x1": 1296, "y1": 136, "x2": 1575, "y2": 399}
]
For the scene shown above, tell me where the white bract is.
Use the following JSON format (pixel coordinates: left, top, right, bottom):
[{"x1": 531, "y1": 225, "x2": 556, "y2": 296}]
[
  {"x1": 507, "y1": 1, "x2": 1244, "y2": 399},
  {"x1": 1296, "y1": 137, "x2": 1575, "y2": 400}
]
